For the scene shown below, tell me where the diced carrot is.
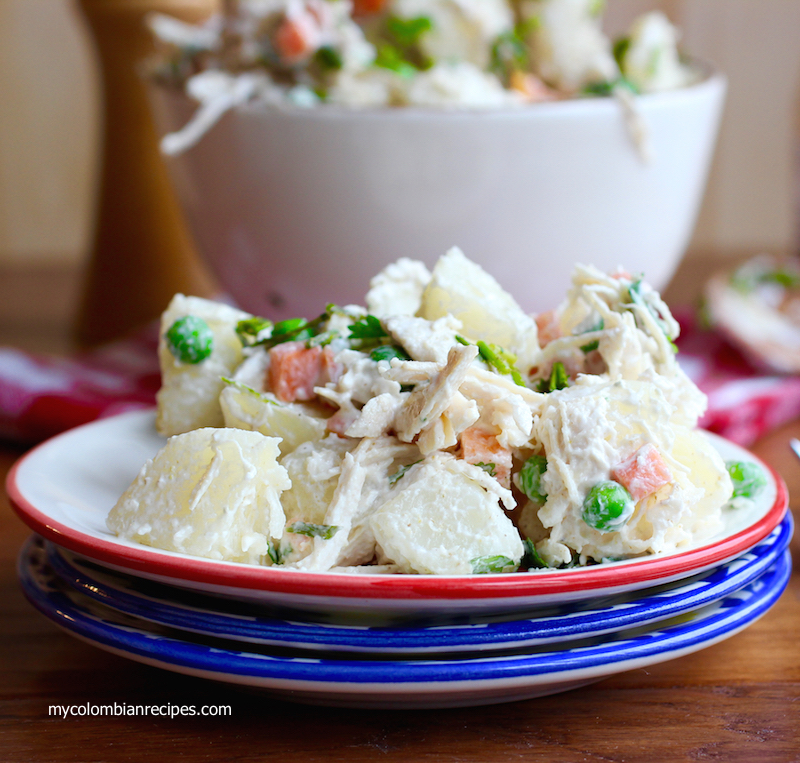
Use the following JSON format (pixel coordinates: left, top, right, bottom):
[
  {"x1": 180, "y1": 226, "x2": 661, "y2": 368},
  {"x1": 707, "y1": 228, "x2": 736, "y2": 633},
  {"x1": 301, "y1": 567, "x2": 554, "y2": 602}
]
[
  {"x1": 460, "y1": 426, "x2": 512, "y2": 489},
  {"x1": 509, "y1": 72, "x2": 558, "y2": 103},
  {"x1": 535, "y1": 310, "x2": 561, "y2": 347},
  {"x1": 321, "y1": 346, "x2": 344, "y2": 386},
  {"x1": 611, "y1": 269, "x2": 634, "y2": 281},
  {"x1": 268, "y1": 341, "x2": 324, "y2": 402},
  {"x1": 326, "y1": 407, "x2": 359, "y2": 435},
  {"x1": 352, "y1": 0, "x2": 387, "y2": 16},
  {"x1": 274, "y1": 17, "x2": 316, "y2": 63},
  {"x1": 611, "y1": 443, "x2": 672, "y2": 502}
]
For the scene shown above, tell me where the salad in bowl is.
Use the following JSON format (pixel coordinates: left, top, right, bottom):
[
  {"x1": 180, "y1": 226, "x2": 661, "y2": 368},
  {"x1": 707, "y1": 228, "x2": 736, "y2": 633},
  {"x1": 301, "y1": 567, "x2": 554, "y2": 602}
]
[
  {"x1": 149, "y1": 0, "x2": 698, "y2": 153},
  {"x1": 107, "y1": 250, "x2": 765, "y2": 576}
]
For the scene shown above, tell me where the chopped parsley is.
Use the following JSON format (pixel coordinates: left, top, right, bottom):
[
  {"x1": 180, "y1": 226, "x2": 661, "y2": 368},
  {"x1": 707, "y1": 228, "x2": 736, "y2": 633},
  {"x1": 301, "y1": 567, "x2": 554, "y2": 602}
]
[
  {"x1": 386, "y1": 15, "x2": 432, "y2": 47},
  {"x1": 582, "y1": 76, "x2": 639, "y2": 97},
  {"x1": 627, "y1": 278, "x2": 676, "y2": 341},
  {"x1": 474, "y1": 462, "x2": 497, "y2": 477},
  {"x1": 470, "y1": 555, "x2": 517, "y2": 574},
  {"x1": 519, "y1": 454, "x2": 547, "y2": 504},
  {"x1": 313, "y1": 46, "x2": 343, "y2": 72},
  {"x1": 520, "y1": 538, "x2": 548, "y2": 570},
  {"x1": 388, "y1": 460, "x2": 422, "y2": 486},
  {"x1": 221, "y1": 377, "x2": 279, "y2": 405},
  {"x1": 235, "y1": 316, "x2": 272, "y2": 347},
  {"x1": 537, "y1": 361, "x2": 569, "y2": 393},
  {"x1": 266, "y1": 538, "x2": 285, "y2": 565},
  {"x1": 476, "y1": 341, "x2": 525, "y2": 386},
  {"x1": 287, "y1": 522, "x2": 339, "y2": 540},
  {"x1": 348, "y1": 314, "x2": 388, "y2": 340},
  {"x1": 370, "y1": 344, "x2": 412, "y2": 362}
]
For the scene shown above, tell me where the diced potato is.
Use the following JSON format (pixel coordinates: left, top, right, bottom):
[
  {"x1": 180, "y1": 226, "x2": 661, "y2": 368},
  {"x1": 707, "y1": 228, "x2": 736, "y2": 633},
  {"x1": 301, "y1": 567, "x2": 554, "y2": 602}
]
[
  {"x1": 107, "y1": 428, "x2": 290, "y2": 564},
  {"x1": 220, "y1": 382, "x2": 327, "y2": 456},
  {"x1": 279, "y1": 434, "x2": 358, "y2": 526},
  {"x1": 370, "y1": 459, "x2": 523, "y2": 574},
  {"x1": 219, "y1": 348, "x2": 328, "y2": 456},
  {"x1": 419, "y1": 247, "x2": 540, "y2": 371},
  {"x1": 156, "y1": 294, "x2": 251, "y2": 436},
  {"x1": 366, "y1": 257, "x2": 432, "y2": 318}
]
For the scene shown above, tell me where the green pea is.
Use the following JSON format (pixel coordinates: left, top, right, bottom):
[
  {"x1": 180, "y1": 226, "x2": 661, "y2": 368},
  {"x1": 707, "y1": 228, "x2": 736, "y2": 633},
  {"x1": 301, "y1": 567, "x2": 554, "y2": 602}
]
[
  {"x1": 165, "y1": 315, "x2": 213, "y2": 364},
  {"x1": 726, "y1": 460, "x2": 767, "y2": 499},
  {"x1": 519, "y1": 455, "x2": 547, "y2": 504},
  {"x1": 582, "y1": 481, "x2": 635, "y2": 533}
]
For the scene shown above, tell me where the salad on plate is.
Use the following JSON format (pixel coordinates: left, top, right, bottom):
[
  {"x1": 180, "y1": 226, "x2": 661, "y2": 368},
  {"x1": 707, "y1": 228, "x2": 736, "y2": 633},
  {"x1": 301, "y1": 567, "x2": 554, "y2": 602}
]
[{"x1": 107, "y1": 249, "x2": 766, "y2": 575}]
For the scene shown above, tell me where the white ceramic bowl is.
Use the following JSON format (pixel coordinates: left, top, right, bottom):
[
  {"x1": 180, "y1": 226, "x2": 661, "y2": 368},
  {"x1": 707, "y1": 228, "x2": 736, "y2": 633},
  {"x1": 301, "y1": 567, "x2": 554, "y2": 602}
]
[{"x1": 150, "y1": 69, "x2": 725, "y2": 320}]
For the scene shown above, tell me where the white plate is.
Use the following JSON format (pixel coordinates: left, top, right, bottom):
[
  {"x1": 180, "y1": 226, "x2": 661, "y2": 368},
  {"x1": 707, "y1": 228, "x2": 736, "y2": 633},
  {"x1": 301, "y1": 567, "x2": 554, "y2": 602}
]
[
  {"x1": 18, "y1": 535, "x2": 791, "y2": 709},
  {"x1": 9, "y1": 409, "x2": 787, "y2": 621}
]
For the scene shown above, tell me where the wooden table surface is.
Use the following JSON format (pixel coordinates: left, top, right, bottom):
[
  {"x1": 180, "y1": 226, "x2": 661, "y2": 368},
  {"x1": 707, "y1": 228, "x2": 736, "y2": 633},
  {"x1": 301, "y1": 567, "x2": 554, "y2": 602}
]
[{"x1": 1, "y1": 256, "x2": 799, "y2": 762}]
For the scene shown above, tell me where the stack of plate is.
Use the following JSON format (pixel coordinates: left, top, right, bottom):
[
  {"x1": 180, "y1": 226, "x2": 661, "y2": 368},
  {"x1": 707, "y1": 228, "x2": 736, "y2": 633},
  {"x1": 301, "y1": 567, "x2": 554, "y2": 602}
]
[{"x1": 9, "y1": 410, "x2": 793, "y2": 709}]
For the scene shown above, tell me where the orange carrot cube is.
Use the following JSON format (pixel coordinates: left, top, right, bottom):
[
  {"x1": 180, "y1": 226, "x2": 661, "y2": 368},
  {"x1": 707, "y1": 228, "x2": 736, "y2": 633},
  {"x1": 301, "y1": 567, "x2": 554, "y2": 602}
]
[
  {"x1": 460, "y1": 427, "x2": 512, "y2": 489},
  {"x1": 268, "y1": 341, "x2": 323, "y2": 402},
  {"x1": 611, "y1": 443, "x2": 672, "y2": 502}
]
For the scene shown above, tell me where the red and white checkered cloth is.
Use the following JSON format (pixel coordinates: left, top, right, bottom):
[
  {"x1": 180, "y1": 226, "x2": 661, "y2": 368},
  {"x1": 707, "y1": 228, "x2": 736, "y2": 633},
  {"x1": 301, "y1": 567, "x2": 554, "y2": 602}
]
[
  {"x1": 0, "y1": 329, "x2": 160, "y2": 445},
  {"x1": 1, "y1": 313, "x2": 799, "y2": 447}
]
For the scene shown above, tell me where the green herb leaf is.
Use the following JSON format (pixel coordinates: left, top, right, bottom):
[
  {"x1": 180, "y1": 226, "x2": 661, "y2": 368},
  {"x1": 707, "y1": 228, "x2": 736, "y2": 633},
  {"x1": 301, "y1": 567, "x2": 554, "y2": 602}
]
[
  {"x1": 474, "y1": 462, "x2": 497, "y2": 477},
  {"x1": 476, "y1": 341, "x2": 526, "y2": 386},
  {"x1": 470, "y1": 555, "x2": 516, "y2": 574},
  {"x1": 388, "y1": 460, "x2": 422, "y2": 486},
  {"x1": 613, "y1": 36, "x2": 631, "y2": 67},
  {"x1": 580, "y1": 339, "x2": 600, "y2": 353},
  {"x1": 627, "y1": 278, "x2": 675, "y2": 340},
  {"x1": 235, "y1": 316, "x2": 272, "y2": 347},
  {"x1": 386, "y1": 15, "x2": 432, "y2": 47},
  {"x1": 582, "y1": 76, "x2": 639, "y2": 97},
  {"x1": 370, "y1": 344, "x2": 412, "y2": 362},
  {"x1": 165, "y1": 315, "x2": 214, "y2": 364},
  {"x1": 307, "y1": 329, "x2": 340, "y2": 348},
  {"x1": 287, "y1": 522, "x2": 339, "y2": 540},
  {"x1": 314, "y1": 45, "x2": 343, "y2": 71},
  {"x1": 348, "y1": 314, "x2": 388, "y2": 340},
  {"x1": 519, "y1": 454, "x2": 547, "y2": 504},
  {"x1": 374, "y1": 44, "x2": 417, "y2": 77},
  {"x1": 455, "y1": 334, "x2": 471, "y2": 346},
  {"x1": 537, "y1": 361, "x2": 569, "y2": 393},
  {"x1": 221, "y1": 377, "x2": 279, "y2": 405},
  {"x1": 260, "y1": 312, "x2": 330, "y2": 350},
  {"x1": 267, "y1": 538, "x2": 284, "y2": 565},
  {"x1": 490, "y1": 28, "x2": 529, "y2": 79},
  {"x1": 521, "y1": 538, "x2": 548, "y2": 569}
]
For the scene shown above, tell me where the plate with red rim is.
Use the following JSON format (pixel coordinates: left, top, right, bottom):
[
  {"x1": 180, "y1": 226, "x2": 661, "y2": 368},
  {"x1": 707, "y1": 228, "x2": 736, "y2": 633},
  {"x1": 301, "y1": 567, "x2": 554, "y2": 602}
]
[{"x1": 8, "y1": 409, "x2": 788, "y2": 623}]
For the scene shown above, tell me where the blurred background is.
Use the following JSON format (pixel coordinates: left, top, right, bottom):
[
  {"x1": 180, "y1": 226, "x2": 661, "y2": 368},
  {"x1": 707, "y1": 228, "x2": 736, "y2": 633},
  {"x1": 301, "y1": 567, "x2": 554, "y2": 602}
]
[{"x1": 3, "y1": 0, "x2": 800, "y2": 348}]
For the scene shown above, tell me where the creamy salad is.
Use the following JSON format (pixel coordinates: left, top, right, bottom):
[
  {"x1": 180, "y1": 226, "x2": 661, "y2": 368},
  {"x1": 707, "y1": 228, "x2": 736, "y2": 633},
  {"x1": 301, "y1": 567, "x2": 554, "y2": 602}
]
[
  {"x1": 149, "y1": 0, "x2": 699, "y2": 154},
  {"x1": 107, "y1": 250, "x2": 766, "y2": 575}
]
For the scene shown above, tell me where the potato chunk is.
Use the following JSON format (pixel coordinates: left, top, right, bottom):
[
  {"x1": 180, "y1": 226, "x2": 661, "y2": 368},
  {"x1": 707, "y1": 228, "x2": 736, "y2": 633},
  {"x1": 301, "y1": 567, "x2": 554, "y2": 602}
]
[
  {"x1": 107, "y1": 428, "x2": 290, "y2": 564},
  {"x1": 370, "y1": 458, "x2": 523, "y2": 574},
  {"x1": 156, "y1": 294, "x2": 251, "y2": 436},
  {"x1": 419, "y1": 247, "x2": 540, "y2": 371}
]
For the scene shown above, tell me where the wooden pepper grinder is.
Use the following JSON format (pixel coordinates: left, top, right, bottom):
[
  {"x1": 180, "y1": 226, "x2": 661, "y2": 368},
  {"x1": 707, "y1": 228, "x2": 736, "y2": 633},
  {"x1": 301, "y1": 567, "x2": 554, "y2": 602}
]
[{"x1": 75, "y1": 0, "x2": 219, "y2": 347}]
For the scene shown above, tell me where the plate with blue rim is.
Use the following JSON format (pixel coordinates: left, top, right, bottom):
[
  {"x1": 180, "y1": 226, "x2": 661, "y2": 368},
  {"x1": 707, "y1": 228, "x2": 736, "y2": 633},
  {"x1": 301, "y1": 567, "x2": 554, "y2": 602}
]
[
  {"x1": 8, "y1": 410, "x2": 789, "y2": 621},
  {"x1": 18, "y1": 536, "x2": 791, "y2": 709},
  {"x1": 43, "y1": 511, "x2": 793, "y2": 656}
]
